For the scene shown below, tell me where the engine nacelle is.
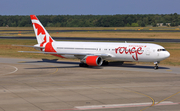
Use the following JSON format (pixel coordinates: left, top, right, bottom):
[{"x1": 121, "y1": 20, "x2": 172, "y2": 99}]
[{"x1": 81, "y1": 56, "x2": 103, "y2": 66}]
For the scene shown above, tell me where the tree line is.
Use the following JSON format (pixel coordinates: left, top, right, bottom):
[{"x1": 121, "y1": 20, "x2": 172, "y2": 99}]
[{"x1": 0, "y1": 13, "x2": 180, "y2": 27}]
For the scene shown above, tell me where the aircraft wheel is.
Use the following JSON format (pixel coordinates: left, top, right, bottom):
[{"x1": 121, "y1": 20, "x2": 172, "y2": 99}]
[
  {"x1": 154, "y1": 62, "x2": 159, "y2": 70},
  {"x1": 154, "y1": 66, "x2": 158, "y2": 70},
  {"x1": 154, "y1": 65, "x2": 159, "y2": 70},
  {"x1": 102, "y1": 61, "x2": 109, "y2": 66}
]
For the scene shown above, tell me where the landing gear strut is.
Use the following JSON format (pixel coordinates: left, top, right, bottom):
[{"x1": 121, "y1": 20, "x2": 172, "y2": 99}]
[
  {"x1": 102, "y1": 60, "x2": 109, "y2": 66},
  {"x1": 154, "y1": 62, "x2": 159, "y2": 70}
]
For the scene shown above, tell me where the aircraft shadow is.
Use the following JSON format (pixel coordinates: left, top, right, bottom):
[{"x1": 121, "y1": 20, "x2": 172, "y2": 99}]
[
  {"x1": 121, "y1": 65, "x2": 169, "y2": 69},
  {"x1": 26, "y1": 66, "x2": 79, "y2": 69},
  {"x1": 24, "y1": 59, "x2": 102, "y2": 69},
  {"x1": 22, "y1": 59, "x2": 79, "y2": 65},
  {"x1": 22, "y1": 59, "x2": 170, "y2": 69},
  {"x1": 26, "y1": 66, "x2": 102, "y2": 69},
  {"x1": 106, "y1": 62, "x2": 170, "y2": 69}
]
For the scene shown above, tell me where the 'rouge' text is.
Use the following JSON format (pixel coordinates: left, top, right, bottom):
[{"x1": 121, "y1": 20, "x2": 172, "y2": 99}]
[{"x1": 115, "y1": 47, "x2": 143, "y2": 61}]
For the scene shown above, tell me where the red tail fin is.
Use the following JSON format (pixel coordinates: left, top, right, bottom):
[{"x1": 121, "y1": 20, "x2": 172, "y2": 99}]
[{"x1": 30, "y1": 15, "x2": 55, "y2": 44}]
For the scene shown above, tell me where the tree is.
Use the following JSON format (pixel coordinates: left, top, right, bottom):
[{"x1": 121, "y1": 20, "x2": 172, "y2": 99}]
[
  {"x1": 126, "y1": 23, "x2": 131, "y2": 27},
  {"x1": 140, "y1": 22, "x2": 146, "y2": 27},
  {"x1": 152, "y1": 22, "x2": 157, "y2": 27},
  {"x1": 131, "y1": 23, "x2": 139, "y2": 27},
  {"x1": 1, "y1": 14, "x2": 180, "y2": 27}
]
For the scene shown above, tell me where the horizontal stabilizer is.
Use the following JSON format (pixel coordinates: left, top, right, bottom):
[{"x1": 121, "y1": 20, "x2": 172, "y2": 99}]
[{"x1": 13, "y1": 45, "x2": 44, "y2": 49}]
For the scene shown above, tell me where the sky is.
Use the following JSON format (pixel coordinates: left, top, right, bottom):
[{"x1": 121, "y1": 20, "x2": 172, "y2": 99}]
[{"x1": 1, "y1": 0, "x2": 180, "y2": 15}]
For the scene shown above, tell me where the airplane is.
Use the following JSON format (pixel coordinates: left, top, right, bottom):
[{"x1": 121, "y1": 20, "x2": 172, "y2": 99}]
[{"x1": 19, "y1": 15, "x2": 170, "y2": 69}]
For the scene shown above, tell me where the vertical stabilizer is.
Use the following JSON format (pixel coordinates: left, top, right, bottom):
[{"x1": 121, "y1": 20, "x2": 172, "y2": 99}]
[{"x1": 30, "y1": 15, "x2": 54, "y2": 44}]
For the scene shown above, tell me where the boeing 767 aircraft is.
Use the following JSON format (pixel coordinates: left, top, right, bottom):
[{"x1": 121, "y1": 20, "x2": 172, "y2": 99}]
[{"x1": 19, "y1": 15, "x2": 170, "y2": 69}]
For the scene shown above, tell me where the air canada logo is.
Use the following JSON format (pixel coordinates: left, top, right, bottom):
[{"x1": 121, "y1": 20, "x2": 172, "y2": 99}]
[
  {"x1": 33, "y1": 23, "x2": 46, "y2": 48},
  {"x1": 115, "y1": 46, "x2": 144, "y2": 61},
  {"x1": 40, "y1": 36, "x2": 46, "y2": 47},
  {"x1": 33, "y1": 23, "x2": 45, "y2": 36}
]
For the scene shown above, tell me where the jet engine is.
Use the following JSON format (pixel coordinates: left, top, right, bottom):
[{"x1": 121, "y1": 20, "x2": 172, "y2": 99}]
[{"x1": 81, "y1": 56, "x2": 103, "y2": 66}]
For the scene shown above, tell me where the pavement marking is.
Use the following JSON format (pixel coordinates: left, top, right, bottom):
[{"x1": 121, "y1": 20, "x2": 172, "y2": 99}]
[
  {"x1": 114, "y1": 88, "x2": 155, "y2": 111},
  {"x1": 156, "y1": 91, "x2": 180, "y2": 105},
  {"x1": 18, "y1": 61, "x2": 59, "y2": 76},
  {"x1": 166, "y1": 70, "x2": 172, "y2": 72},
  {"x1": 140, "y1": 91, "x2": 180, "y2": 111},
  {"x1": 124, "y1": 89, "x2": 155, "y2": 106},
  {"x1": 0, "y1": 65, "x2": 18, "y2": 76},
  {"x1": 44, "y1": 65, "x2": 59, "y2": 75},
  {"x1": 74, "y1": 101, "x2": 177, "y2": 110},
  {"x1": 42, "y1": 101, "x2": 179, "y2": 111},
  {"x1": 49, "y1": 67, "x2": 58, "y2": 75}
]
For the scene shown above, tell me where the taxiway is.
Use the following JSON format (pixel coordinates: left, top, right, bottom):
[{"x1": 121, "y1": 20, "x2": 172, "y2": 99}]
[{"x1": 0, "y1": 57, "x2": 179, "y2": 111}]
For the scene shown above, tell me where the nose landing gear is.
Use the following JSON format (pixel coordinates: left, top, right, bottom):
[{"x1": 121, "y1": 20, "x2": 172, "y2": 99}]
[{"x1": 154, "y1": 62, "x2": 159, "y2": 70}]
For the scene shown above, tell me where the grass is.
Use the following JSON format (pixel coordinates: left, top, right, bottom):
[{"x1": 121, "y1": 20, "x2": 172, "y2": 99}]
[
  {"x1": 157, "y1": 43, "x2": 180, "y2": 66},
  {"x1": 140, "y1": 43, "x2": 180, "y2": 66},
  {"x1": 0, "y1": 39, "x2": 180, "y2": 66},
  {"x1": 1, "y1": 31, "x2": 180, "y2": 39},
  {"x1": 50, "y1": 32, "x2": 180, "y2": 39},
  {"x1": 0, "y1": 39, "x2": 61, "y2": 59},
  {"x1": 1, "y1": 27, "x2": 180, "y2": 39},
  {"x1": 0, "y1": 27, "x2": 180, "y2": 66}
]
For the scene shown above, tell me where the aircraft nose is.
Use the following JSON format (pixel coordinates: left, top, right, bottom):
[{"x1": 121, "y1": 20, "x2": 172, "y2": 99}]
[{"x1": 165, "y1": 51, "x2": 170, "y2": 58}]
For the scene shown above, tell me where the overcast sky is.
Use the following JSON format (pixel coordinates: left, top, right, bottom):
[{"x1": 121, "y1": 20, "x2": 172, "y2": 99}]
[{"x1": 1, "y1": 0, "x2": 179, "y2": 15}]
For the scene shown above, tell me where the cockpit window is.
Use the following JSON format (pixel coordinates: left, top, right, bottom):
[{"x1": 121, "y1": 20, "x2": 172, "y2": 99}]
[{"x1": 157, "y1": 49, "x2": 166, "y2": 52}]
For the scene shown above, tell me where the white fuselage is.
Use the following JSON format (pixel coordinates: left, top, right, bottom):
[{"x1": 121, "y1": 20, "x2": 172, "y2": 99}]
[
  {"x1": 51, "y1": 41, "x2": 170, "y2": 62},
  {"x1": 29, "y1": 15, "x2": 170, "y2": 68}
]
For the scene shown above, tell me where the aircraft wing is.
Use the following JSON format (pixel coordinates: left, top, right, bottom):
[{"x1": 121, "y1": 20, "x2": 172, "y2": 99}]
[{"x1": 18, "y1": 51, "x2": 111, "y2": 58}]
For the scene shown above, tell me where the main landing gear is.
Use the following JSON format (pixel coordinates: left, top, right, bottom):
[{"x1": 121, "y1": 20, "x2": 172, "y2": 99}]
[
  {"x1": 102, "y1": 60, "x2": 109, "y2": 66},
  {"x1": 154, "y1": 62, "x2": 159, "y2": 70},
  {"x1": 79, "y1": 63, "x2": 88, "y2": 67}
]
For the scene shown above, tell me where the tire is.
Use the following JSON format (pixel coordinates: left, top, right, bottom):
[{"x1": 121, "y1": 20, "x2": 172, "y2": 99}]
[
  {"x1": 102, "y1": 61, "x2": 109, "y2": 66},
  {"x1": 154, "y1": 66, "x2": 158, "y2": 70}
]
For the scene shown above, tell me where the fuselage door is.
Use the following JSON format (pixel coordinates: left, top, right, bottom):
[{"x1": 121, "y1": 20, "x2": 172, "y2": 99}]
[{"x1": 146, "y1": 48, "x2": 150, "y2": 55}]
